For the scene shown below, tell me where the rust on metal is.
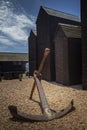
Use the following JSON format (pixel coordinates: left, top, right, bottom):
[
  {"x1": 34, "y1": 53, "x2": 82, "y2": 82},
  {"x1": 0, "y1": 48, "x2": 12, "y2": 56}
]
[{"x1": 8, "y1": 48, "x2": 75, "y2": 122}]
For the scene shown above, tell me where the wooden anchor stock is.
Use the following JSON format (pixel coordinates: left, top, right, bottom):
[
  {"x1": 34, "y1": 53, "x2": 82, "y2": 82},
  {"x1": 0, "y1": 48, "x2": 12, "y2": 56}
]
[
  {"x1": 8, "y1": 48, "x2": 75, "y2": 122},
  {"x1": 30, "y1": 48, "x2": 50, "y2": 100}
]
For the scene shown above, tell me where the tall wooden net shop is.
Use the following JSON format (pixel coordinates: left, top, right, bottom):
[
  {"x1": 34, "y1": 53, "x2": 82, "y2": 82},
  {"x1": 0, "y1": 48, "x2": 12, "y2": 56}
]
[
  {"x1": 81, "y1": 0, "x2": 87, "y2": 90},
  {"x1": 28, "y1": 30, "x2": 37, "y2": 76},
  {"x1": 29, "y1": 4, "x2": 87, "y2": 90}
]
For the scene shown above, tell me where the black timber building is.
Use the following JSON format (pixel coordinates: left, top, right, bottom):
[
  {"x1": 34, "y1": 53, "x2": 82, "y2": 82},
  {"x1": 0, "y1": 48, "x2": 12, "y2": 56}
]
[
  {"x1": 28, "y1": 30, "x2": 37, "y2": 76},
  {"x1": 0, "y1": 53, "x2": 28, "y2": 79},
  {"x1": 36, "y1": 6, "x2": 81, "y2": 81},
  {"x1": 54, "y1": 23, "x2": 81, "y2": 85},
  {"x1": 81, "y1": 0, "x2": 87, "y2": 90}
]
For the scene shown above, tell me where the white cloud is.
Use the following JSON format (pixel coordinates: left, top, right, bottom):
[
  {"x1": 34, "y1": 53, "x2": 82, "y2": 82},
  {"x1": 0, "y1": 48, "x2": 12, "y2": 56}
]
[
  {"x1": 0, "y1": 36, "x2": 14, "y2": 46},
  {"x1": 2, "y1": 26, "x2": 28, "y2": 41},
  {"x1": 0, "y1": 0, "x2": 36, "y2": 52},
  {"x1": 15, "y1": 14, "x2": 35, "y2": 27}
]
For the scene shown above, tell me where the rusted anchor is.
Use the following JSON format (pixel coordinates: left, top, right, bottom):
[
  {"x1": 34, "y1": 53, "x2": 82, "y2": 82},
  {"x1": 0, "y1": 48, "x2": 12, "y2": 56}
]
[{"x1": 8, "y1": 48, "x2": 75, "y2": 122}]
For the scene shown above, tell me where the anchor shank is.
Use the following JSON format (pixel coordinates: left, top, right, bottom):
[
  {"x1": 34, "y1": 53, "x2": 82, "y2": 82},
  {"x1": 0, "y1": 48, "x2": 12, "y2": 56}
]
[{"x1": 34, "y1": 76, "x2": 51, "y2": 115}]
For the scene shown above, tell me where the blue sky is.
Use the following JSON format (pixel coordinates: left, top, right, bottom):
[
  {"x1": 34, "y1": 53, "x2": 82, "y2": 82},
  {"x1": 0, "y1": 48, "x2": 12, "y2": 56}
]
[
  {"x1": 0, "y1": 0, "x2": 80, "y2": 53},
  {"x1": 19, "y1": 0, "x2": 80, "y2": 17}
]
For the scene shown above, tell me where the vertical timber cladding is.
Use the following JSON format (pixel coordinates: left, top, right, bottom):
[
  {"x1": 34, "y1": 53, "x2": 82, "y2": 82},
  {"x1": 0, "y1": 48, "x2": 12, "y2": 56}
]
[
  {"x1": 54, "y1": 23, "x2": 81, "y2": 85},
  {"x1": 36, "y1": 6, "x2": 80, "y2": 81},
  {"x1": 28, "y1": 30, "x2": 37, "y2": 76},
  {"x1": 36, "y1": 7, "x2": 51, "y2": 80},
  {"x1": 54, "y1": 24, "x2": 69, "y2": 85},
  {"x1": 68, "y1": 38, "x2": 82, "y2": 85},
  {"x1": 81, "y1": 0, "x2": 87, "y2": 89}
]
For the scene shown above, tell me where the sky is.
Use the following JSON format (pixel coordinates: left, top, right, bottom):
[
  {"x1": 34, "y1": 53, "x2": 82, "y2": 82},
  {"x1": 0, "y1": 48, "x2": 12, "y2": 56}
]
[{"x1": 0, "y1": 0, "x2": 80, "y2": 53}]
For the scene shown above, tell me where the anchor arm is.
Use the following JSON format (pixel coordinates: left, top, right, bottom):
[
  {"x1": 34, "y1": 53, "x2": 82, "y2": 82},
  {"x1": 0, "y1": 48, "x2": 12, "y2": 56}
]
[{"x1": 8, "y1": 77, "x2": 75, "y2": 122}]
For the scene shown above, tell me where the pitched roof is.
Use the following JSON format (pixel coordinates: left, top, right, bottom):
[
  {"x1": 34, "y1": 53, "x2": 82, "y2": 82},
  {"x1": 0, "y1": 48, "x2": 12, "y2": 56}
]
[
  {"x1": 32, "y1": 30, "x2": 37, "y2": 36},
  {"x1": 0, "y1": 53, "x2": 28, "y2": 61},
  {"x1": 41, "y1": 6, "x2": 80, "y2": 22},
  {"x1": 58, "y1": 23, "x2": 81, "y2": 38}
]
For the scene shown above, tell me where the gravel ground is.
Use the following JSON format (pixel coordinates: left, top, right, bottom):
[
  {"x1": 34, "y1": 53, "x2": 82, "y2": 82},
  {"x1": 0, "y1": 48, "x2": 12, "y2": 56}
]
[{"x1": 0, "y1": 77, "x2": 87, "y2": 130}]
